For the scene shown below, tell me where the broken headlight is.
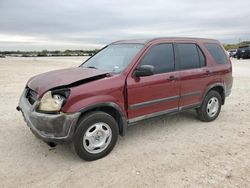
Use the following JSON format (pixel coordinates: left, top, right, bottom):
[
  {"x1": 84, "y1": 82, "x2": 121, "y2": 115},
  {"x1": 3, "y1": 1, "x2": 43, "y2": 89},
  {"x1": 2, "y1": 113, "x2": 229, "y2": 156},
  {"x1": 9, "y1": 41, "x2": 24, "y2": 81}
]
[{"x1": 38, "y1": 89, "x2": 70, "y2": 112}]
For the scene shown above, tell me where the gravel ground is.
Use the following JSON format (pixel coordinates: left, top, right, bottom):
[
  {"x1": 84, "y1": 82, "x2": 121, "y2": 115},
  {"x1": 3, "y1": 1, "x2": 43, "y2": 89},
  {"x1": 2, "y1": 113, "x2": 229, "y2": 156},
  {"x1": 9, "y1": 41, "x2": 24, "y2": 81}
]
[{"x1": 0, "y1": 57, "x2": 249, "y2": 188}]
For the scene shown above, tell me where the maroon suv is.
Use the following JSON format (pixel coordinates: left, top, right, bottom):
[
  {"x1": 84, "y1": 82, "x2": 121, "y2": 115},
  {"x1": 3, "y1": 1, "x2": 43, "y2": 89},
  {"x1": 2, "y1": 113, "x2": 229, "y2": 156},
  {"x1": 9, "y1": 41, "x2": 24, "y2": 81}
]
[{"x1": 17, "y1": 37, "x2": 233, "y2": 161}]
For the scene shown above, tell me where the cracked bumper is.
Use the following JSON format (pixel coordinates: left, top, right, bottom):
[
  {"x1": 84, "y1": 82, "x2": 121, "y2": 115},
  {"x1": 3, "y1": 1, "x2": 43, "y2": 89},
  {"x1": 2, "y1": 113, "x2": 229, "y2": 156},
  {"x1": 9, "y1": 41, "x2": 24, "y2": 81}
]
[{"x1": 17, "y1": 89, "x2": 80, "y2": 144}]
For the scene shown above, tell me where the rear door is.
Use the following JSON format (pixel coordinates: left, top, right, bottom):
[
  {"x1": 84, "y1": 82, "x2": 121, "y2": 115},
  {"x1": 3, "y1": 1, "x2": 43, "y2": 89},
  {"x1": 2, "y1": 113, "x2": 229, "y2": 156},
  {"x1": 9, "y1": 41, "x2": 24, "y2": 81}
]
[
  {"x1": 126, "y1": 43, "x2": 180, "y2": 121},
  {"x1": 175, "y1": 43, "x2": 208, "y2": 109}
]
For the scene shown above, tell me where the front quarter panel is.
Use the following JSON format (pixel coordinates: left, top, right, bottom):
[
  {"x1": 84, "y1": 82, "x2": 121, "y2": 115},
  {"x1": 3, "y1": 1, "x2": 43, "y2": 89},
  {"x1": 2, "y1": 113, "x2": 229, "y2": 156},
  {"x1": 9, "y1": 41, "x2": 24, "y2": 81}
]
[{"x1": 62, "y1": 74, "x2": 127, "y2": 117}]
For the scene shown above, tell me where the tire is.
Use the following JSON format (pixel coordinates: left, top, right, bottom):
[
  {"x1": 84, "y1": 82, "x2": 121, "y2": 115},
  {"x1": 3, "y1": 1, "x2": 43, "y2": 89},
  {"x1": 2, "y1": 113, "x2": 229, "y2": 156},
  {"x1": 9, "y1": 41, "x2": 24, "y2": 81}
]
[
  {"x1": 73, "y1": 111, "x2": 119, "y2": 161},
  {"x1": 197, "y1": 90, "x2": 222, "y2": 122},
  {"x1": 237, "y1": 55, "x2": 240, "y2": 60}
]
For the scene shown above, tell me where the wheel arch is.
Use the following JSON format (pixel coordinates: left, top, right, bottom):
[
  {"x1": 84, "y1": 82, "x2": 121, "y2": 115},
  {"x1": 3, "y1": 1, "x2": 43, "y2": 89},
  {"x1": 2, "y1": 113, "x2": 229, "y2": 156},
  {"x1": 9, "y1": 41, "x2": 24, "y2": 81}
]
[
  {"x1": 204, "y1": 83, "x2": 225, "y2": 105},
  {"x1": 76, "y1": 102, "x2": 128, "y2": 136}
]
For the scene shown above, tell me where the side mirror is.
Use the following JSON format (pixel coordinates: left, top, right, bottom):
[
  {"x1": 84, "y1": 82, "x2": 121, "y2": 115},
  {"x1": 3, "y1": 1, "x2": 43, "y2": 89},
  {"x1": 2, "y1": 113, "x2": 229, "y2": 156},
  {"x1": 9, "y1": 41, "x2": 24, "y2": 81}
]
[{"x1": 134, "y1": 65, "x2": 155, "y2": 77}]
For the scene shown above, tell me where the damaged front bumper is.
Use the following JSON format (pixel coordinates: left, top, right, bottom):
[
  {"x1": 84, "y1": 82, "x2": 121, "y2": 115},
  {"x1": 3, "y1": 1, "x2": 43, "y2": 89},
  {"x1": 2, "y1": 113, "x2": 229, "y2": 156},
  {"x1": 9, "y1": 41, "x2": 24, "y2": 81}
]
[{"x1": 17, "y1": 89, "x2": 80, "y2": 144}]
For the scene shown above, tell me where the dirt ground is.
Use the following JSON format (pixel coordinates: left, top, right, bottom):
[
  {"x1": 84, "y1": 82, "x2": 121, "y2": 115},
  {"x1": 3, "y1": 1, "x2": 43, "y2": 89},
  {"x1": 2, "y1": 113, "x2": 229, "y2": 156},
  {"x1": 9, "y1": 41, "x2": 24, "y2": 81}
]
[{"x1": 0, "y1": 56, "x2": 249, "y2": 188}]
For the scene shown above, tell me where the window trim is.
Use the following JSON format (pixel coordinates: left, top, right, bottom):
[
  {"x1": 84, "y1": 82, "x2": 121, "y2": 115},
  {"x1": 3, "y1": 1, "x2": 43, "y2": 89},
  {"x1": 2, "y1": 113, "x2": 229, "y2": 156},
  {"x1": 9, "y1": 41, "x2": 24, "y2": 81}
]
[
  {"x1": 137, "y1": 43, "x2": 176, "y2": 75},
  {"x1": 175, "y1": 43, "x2": 206, "y2": 71},
  {"x1": 196, "y1": 45, "x2": 207, "y2": 68}
]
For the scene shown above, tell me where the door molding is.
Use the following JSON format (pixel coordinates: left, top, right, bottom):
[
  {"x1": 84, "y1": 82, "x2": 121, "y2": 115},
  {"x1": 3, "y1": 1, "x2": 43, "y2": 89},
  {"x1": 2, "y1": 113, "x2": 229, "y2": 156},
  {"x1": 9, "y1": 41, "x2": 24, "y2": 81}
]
[
  {"x1": 128, "y1": 95, "x2": 179, "y2": 110},
  {"x1": 128, "y1": 90, "x2": 201, "y2": 110}
]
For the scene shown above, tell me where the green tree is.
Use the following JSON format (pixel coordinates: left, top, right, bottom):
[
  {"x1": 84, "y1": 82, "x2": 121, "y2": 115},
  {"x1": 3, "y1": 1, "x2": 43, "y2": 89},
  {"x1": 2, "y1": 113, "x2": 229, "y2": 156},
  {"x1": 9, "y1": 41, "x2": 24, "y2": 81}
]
[
  {"x1": 37, "y1": 49, "x2": 48, "y2": 57},
  {"x1": 64, "y1": 49, "x2": 72, "y2": 56}
]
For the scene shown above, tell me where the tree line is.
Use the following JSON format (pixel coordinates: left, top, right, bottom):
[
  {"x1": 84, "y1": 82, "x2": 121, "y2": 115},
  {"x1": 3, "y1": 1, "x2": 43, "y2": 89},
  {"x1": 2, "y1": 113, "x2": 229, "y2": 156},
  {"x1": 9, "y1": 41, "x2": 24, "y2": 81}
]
[
  {"x1": 1, "y1": 41, "x2": 250, "y2": 57},
  {"x1": 0, "y1": 49, "x2": 100, "y2": 57},
  {"x1": 223, "y1": 41, "x2": 250, "y2": 50}
]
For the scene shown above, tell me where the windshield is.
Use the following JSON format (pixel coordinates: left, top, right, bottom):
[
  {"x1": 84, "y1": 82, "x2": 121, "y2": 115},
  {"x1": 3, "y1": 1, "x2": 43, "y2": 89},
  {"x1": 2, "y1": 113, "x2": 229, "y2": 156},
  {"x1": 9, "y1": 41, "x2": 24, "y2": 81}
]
[{"x1": 81, "y1": 44, "x2": 143, "y2": 73}]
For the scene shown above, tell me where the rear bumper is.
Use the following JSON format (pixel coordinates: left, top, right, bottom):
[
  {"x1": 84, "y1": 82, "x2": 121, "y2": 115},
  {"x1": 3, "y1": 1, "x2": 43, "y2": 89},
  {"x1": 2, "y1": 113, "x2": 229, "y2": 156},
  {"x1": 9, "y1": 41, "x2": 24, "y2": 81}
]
[
  {"x1": 225, "y1": 77, "x2": 233, "y2": 97},
  {"x1": 17, "y1": 89, "x2": 80, "y2": 144}
]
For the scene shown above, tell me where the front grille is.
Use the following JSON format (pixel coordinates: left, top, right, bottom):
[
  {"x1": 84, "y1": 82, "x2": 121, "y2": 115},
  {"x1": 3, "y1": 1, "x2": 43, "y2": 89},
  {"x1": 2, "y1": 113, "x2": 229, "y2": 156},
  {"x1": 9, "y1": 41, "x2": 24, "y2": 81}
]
[{"x1": 26, "y1": 88, "x2": 38, "y2": 105}]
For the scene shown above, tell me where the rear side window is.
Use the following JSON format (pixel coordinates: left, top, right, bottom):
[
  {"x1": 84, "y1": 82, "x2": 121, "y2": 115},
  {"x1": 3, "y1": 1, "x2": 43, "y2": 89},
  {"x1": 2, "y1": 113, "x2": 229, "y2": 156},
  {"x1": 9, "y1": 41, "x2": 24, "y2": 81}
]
[
  {"x1": 197, "y1": 47, "x2": 206, "y2": 67},
  {"x1": 204, "y1": 43, "x2": 227, "y2": 64},
  {"x1": 177, "y1": 44, "x2": 200, "y2": 70},
  {"x1": 140, "y1": 43, "x2": 175, "y2": 74}
]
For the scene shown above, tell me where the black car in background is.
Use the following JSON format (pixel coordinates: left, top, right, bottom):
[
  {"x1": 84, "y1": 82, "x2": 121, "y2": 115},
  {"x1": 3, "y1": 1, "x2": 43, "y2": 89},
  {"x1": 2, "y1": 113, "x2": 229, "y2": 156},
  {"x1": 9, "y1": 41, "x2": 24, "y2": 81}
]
[{"x1": 237, "y1": 45, "x2": 250, "y2": 59}]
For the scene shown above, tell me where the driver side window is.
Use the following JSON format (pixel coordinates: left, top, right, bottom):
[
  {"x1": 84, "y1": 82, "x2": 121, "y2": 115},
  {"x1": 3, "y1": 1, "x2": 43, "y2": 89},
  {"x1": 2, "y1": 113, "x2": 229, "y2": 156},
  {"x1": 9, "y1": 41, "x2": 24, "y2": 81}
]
[{"x1": 140, "y1": 43, "x2": 175, "y2": 74}]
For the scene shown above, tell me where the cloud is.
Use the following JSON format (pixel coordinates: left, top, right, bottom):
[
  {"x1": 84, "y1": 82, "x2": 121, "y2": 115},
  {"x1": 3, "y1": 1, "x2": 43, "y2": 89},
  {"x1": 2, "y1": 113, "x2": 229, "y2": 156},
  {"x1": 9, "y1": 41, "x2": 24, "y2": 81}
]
[{"x1": 0, "y1": 0, "x2": 250, "y2": 50}]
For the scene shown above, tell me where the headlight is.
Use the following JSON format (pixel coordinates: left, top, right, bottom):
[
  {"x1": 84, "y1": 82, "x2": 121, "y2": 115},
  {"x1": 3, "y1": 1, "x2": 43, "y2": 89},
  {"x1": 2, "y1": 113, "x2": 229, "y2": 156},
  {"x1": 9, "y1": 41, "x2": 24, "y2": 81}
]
[{"x1": 38, "y1": 89, "x2": 69, "y2": 112}]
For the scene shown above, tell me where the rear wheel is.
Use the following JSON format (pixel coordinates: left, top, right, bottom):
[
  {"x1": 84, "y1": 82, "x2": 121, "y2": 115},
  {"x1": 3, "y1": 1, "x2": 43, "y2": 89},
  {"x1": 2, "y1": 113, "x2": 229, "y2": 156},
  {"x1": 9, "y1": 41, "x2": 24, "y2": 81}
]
[
  {"x1": 73, "y1": 111, "x2": 118, "y2": 161},
  {"x1": 197, "y1": 90, "x2": 222, "y2": 122}
]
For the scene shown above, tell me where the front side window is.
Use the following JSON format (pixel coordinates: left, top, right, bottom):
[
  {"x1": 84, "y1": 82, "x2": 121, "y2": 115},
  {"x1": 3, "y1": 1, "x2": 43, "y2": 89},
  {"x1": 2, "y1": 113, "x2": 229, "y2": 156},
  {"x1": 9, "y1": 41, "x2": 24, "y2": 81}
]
[
  {"x1": 81, "y1": 44, "x2": 143, "y2": 73},
  {"x1": 177, "y1": 44, "x2": 200, "y2": 70},
  {"x1": 204, "y1": 43, "x2": 227, "y2": 64},
  {"x1": 140, "y1": 43, "x2": 175, "y2": 74}
]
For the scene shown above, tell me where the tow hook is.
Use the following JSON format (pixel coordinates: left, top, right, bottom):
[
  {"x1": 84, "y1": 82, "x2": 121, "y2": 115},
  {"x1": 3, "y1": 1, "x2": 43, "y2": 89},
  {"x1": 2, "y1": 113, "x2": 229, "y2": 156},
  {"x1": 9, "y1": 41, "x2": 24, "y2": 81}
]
[{"x1": 16, "y1": 106, "x2": 21, "y2": 111}]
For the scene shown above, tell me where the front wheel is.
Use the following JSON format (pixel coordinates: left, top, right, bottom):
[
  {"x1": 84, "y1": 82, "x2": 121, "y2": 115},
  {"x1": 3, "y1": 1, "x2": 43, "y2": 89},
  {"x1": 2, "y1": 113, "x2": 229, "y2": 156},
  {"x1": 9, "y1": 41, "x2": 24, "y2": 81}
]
[
  {"x1": 73, "y1": 111, "x2": 118, "y2": 161},
  {"x1": 197, "y1": 90, "x2": 222, "y2": 122}
]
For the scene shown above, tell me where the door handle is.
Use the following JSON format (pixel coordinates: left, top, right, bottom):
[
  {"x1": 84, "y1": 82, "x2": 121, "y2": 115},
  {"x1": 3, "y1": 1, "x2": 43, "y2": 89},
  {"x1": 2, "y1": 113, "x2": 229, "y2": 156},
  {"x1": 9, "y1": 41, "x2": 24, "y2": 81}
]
[
  {"x1": 167, "y1": 75, "x2": 177, "y2": 81},
  {"x1": 205, "y1": 70, "x2": 211, "y2": 76}
]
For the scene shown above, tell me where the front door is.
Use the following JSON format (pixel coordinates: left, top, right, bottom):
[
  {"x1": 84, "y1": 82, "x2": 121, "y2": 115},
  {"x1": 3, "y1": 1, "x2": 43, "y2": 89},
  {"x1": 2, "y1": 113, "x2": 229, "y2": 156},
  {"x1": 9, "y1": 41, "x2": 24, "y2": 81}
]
[{"x1": 126, "y1": 43, "x2": 180, "y2": 122}]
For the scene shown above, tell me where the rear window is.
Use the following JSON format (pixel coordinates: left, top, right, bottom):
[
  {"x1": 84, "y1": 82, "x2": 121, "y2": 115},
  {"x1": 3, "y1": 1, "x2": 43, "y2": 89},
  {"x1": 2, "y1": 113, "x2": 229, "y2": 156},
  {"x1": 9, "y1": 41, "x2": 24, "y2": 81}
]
[
  {"x1": 204, "y1": 43, "x2": 227, "y2": 64},
  {"x1": 239, "y1": 45, "x2": 250, "y2": 50},
  {"x1": 239, "y1": 45, "x2": 249, "y2": 49}
]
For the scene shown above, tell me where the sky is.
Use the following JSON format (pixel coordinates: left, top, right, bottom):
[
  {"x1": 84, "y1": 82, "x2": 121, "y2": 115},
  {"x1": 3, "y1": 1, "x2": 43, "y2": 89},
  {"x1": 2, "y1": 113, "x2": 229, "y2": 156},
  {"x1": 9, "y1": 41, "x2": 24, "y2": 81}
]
[{"x1": 0, "y1": 0, "x2": 250, "y2": 51}]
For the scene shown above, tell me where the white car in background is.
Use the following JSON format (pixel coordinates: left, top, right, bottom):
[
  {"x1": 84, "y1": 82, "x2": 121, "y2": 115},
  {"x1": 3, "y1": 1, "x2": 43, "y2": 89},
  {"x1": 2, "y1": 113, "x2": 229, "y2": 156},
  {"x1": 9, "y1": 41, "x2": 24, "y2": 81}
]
[{"x1": 228, "y1": 49, "x2": 237, "y2": 58}]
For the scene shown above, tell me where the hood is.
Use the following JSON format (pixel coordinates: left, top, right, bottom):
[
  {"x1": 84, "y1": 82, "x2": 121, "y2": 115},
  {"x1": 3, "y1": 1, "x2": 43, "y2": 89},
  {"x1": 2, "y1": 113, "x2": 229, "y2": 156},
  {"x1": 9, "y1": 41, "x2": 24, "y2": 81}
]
[{"x1": 27, "y1": 67, "x2": 109, "y2": 96}]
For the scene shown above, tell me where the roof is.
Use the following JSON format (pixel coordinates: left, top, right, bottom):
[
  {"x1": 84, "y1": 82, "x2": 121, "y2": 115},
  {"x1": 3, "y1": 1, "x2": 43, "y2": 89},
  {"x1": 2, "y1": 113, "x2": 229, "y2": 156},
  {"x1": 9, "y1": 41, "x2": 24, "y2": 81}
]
[
  {"x1": 112, "y1": 37, "x2": 218, "y2": 45},
  {"x1": 112, "y1": 39, "x2": 149, "y2": 44}
]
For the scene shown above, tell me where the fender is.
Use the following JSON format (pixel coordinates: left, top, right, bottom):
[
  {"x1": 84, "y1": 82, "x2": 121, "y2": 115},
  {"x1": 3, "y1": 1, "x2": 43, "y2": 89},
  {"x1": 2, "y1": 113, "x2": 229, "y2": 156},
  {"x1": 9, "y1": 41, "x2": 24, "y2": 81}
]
[
  {"x1": 203, "y1": 82, "x2": 226, "y2": 104},
  {"x1": 79, "y1": 102, "x2": 128, "y2": 136},
  {"x1": 79, "y1": 101, "x2": 126, "y2": 117},
  {"x1": 63, "y1": 95, "x2": 125, "y2": 112},
  {"x1": 64, "y1": 95, "x2": 128, "y2": 136}
]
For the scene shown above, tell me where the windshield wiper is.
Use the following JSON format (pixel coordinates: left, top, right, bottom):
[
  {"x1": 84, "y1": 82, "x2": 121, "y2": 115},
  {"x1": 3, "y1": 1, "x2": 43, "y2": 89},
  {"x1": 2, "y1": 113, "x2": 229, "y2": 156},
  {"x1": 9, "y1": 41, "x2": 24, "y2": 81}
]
[{"x1": 86, "y1": 66, "x2": 98, "y2": 69}]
